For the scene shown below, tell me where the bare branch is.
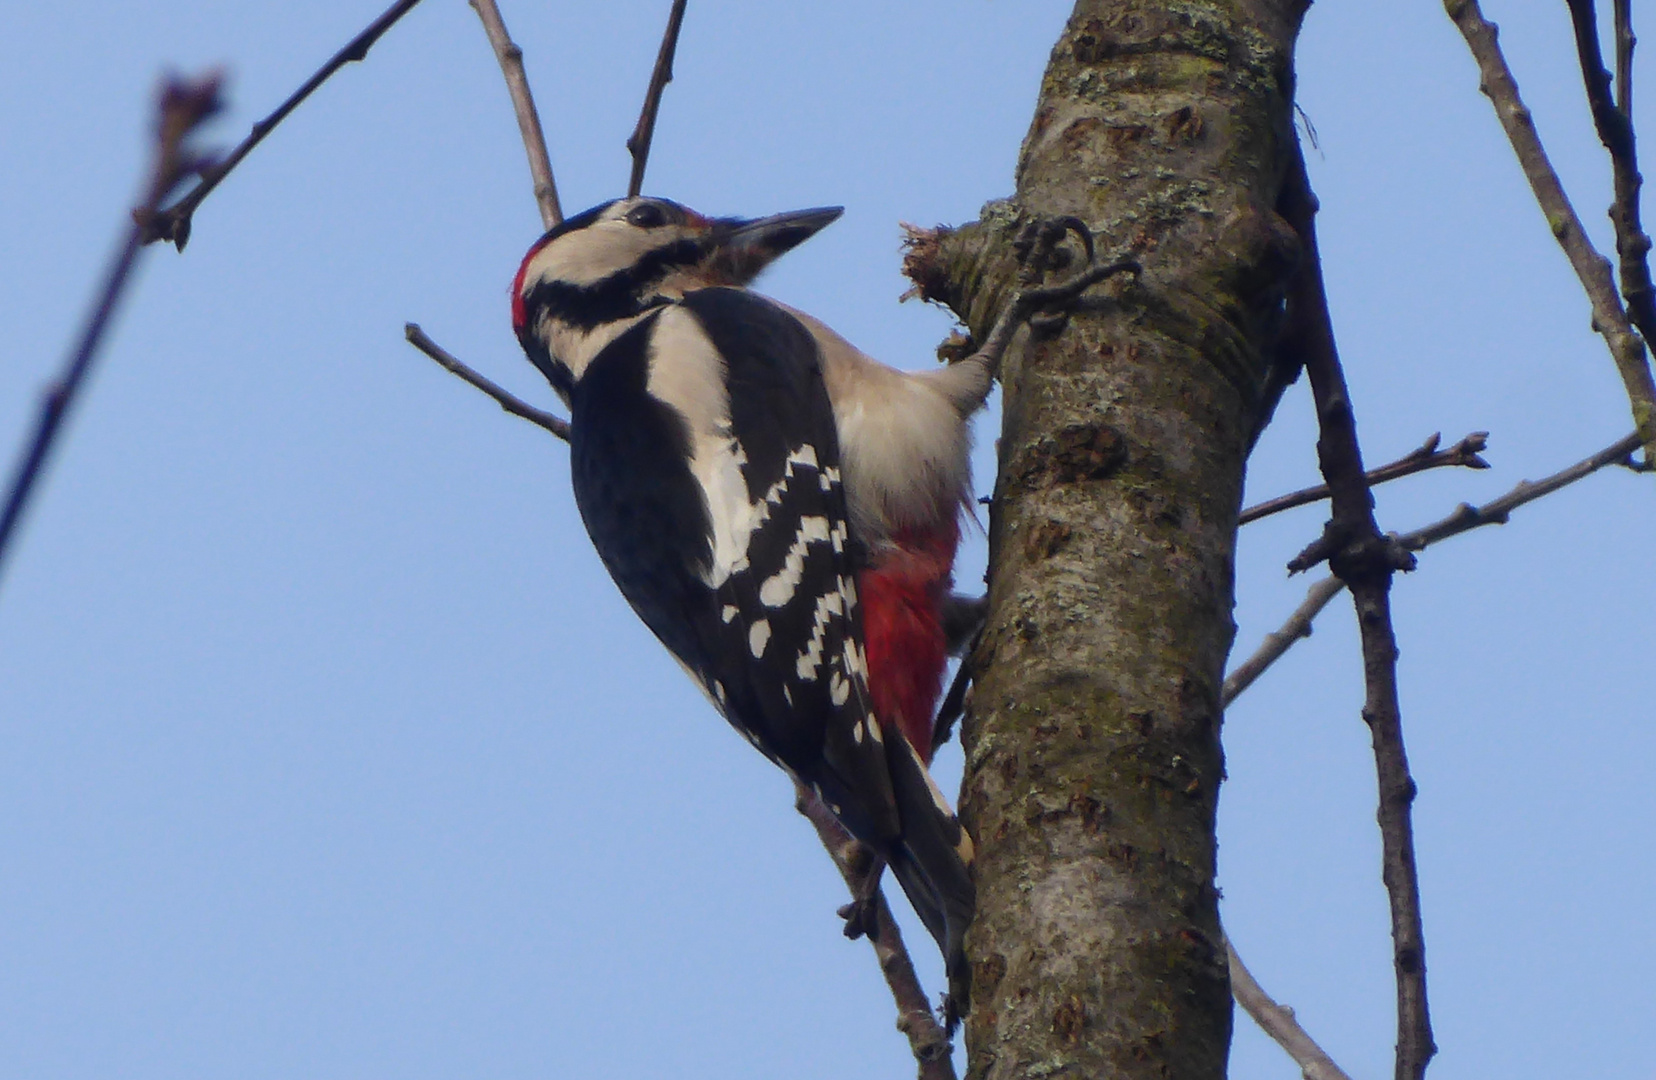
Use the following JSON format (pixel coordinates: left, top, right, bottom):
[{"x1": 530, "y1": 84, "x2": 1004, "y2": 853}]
[
  {"x1": 1279, "y1": 147, "x2": 1434, "y2": 1080},
  {"x1": 404, "y1": 323, "x2": 569, "y2": 441},
  {"x1": 469, "y1": 0, "x2": 562, "y2": 229},
  {"x1": 1227, "y1": 935, "x2": 1356, "y2": 1080},
  {"x1": 140, "y1": 0, "x2": 425, "y2": 250},
  {"x1": 1399, "y1": 430, "x2": 1645, "y2": 546},
  {"x1": 1223, "y1": 576, "x2": 1343, "y2": 707},
  {"x1": 1445, "y1": 0, "x2": 1656, "y2": 456},
  {"x1": 1, "y1": 73, "x2": 224, "y2": 585},
  {"x1": 1240, "y1": 431, "x2": 1490, "y2": 526},
  {"x1": 1225, "y1": 430, "x2": 1643, "y2": 706},
  {"x1": 626, "y1": 0, "x2": 688, "y2": 199},
  {"x1": 1565, "y1": 0, "x2": 1656, "y2": 356},
  {"x1": 794, "y1": 784, "x2": 956, "y2": 1080},
  {"x1": 1615, "y1": 0, "x2": 1635, "y2": 115}
]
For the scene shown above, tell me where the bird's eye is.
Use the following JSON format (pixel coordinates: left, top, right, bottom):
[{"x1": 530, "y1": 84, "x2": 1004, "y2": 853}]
[{"x1": 626, "y1": 203, "x2": 668, "y2": 229}]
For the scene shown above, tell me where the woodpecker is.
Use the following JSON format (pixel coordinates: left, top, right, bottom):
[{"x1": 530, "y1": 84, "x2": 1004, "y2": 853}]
[{"x1": 511, "y1": 196, "x2": 995, "y2": 1006}]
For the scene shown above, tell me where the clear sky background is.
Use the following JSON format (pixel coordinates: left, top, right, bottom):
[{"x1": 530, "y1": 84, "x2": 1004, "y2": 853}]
[{"x1": 1, "y1": 1, "x2": 1651, "y2": 1077}]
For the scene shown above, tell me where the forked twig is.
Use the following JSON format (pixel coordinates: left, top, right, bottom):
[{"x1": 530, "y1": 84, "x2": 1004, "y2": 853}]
[
  {"x1": 1227, "y1": 935, "x2": 1355, "y2": 1080},
  {"x1": 1445, "y1": 0, "x2": 1656, "y2": 455},
  {"x1": 1565, "y1": 0, "x2": 1656, "y2": 349},
  {"x1": 470, "y1": 0, "x2": 562, "y2": 228},
  {"x1": 626, "y1": 0, "x2": 689, "y2": 198},
  {"x1": 140, "y1": 0, "x2": 425, "y2": 250},
  {"x1": 794, "y1": 784, "x2": 957, "y2": 1080},
  {"x1": 1240, "y1": 431, "x2": 1489, "y2": 525},
  {"x1": 404, "y1": 324, "x2": 570, "y2": 441},
  {"x1": 1, "y1": 74, "x2": 224, "y2": 584},
  {"x1": 1279, "y1": 146, "x2": 1434, "y2": 1080},
  {"x1": 1226, "y1": 426, "x2": 1645, "y2": 708}
]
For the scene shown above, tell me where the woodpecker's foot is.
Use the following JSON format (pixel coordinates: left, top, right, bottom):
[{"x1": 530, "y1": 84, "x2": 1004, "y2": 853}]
[
  {"x1": 959, "y1": 219, "x2": 1139, "y2": 382},
  {"x1": 837, "y1": 896, "x2": 881, "y2": 941},
  {"x1": 837, "y1": 853, "x2": 889, "y2": 941},
  {"x1": 1010, "y1": 214, "x2": 1139, "y2": 328},
  {"x1": 942, "y1": 992, "x2": 964, "y2": 1036}
]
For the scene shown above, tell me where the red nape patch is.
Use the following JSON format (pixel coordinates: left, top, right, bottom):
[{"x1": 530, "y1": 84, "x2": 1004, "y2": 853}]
[
  {"x1": 859, "y1": 522, "x2": 960, "y2": 764},
  {"x1": 510, "y1": 238, "x2": 547, "y2": 334}
]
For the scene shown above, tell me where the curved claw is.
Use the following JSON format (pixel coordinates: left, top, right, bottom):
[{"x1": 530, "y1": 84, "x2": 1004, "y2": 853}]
[{"x1": 837, "y1": 896, "x2": 881, "y2": 941}]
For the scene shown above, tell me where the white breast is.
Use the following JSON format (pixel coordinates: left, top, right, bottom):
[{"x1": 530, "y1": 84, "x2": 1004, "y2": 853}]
[{"x1": 773, "y1": 304, "x2": 983, "y2": 548}]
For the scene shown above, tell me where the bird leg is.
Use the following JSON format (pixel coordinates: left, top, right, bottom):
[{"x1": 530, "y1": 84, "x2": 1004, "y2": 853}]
[
  {"x1": 967, "y1": 218, "x2": 1139, "y2": 379},
  {"x1": 836, "y1": 843, "x2": 889, "y2": 942}
]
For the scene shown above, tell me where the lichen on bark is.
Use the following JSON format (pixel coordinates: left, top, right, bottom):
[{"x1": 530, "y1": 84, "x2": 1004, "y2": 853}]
[{"x1": 910, "y1": 2, "x2": 1309, "y2": 1076}]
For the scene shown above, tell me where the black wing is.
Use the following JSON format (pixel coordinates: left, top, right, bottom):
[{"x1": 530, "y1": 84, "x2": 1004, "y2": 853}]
[{"x1": 567, "y1": 289, "x2": 972, "y2": 991}]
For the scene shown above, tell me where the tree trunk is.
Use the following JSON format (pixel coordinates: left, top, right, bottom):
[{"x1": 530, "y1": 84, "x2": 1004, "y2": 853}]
[{"x1": 910, "y1": 2, "x2": 1308, "y2": 1075}]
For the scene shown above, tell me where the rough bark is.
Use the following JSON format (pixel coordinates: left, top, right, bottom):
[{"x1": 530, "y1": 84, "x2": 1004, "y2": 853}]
[{"x1": 910, "y1": 2, "x2": 1307, "y2": 1076}]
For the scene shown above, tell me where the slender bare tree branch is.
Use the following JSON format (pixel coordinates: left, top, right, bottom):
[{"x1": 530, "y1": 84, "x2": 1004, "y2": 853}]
[
  {"x1": 626, "y1": 0, "x2": 688, "y2": 199},
  {"x1": 1280, "y1": 146, "x2": 1435, "y2": 1080},
  {"x1": 1445, "y1": 0, "x2": 1656, "y2": 455},
  {"x1": 1227, "y1": 935, "x2": 1356, "y2": 1080},
  {"x1": 1, "y1": 73, "x2": 224, "y2": 586},
  {"x1": 1399, "y1": 430, "x2": 1646, "y2": 545},
  {"x1": 1615, "y1": 0, "x2": 1635, "y2": 113},
  {"x1": 1565, "y1": 0, "x2": 1656, "y2": 350},
  {"x1": 469, "y1": 0, "x2": 562, "y2": 228},
  {"x1": 1223, "y1": 576, "x2": 1344, "y2": 707},
  {"x1": 140, "y1": 0, "x2": 425, "y2": 250},
  {"x1": 1240, "y1": 431, "x2": 1490, "y2": 526},
  {"x1": 404, "y1": 323, "x2": 569, "y2": 440},
  {"x1": 794, "y1": 784, "x2": 956, "y2": 1080},
  {"x1": 1225, "y1": 430, "x2": 1643, "y2": 707}
]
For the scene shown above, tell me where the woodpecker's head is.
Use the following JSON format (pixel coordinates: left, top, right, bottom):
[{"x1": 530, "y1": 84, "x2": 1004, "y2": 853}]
[{"x1": 512, "y1": 197, "x2": 842, "y2": 397}]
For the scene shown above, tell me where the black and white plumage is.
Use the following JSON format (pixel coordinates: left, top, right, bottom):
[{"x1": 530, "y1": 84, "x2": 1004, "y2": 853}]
[{"x1": 512, "y1": 197, "x2": 978, "y2": 1005}]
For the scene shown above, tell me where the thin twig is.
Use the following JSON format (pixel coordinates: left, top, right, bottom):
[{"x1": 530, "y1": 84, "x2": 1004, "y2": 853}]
[
  {"x1": 469, "y1": 0, "x2": 561, "y2": 229},
  {"x1": 404, "y1": 324, "x2": 570, "y2": 440},
  {"x1": 1399, "y1": 430, "x2": 1645, "y2": 546},
  {"x1": 1224, "y1": 430, "x2": 1643, "y2": 707},
  {"x1": 1240, "y1": 431, "x2": 1490, "y2": 526},
  {"x1": 626, "y1": 0, "x2": 688, "y2": 199},
  {"x1": 1565, "y1": 0, "x2": 1656, "y2": 353},
  {"x1": 1614, "y1": 0, "x2": 1635, "y2": 116},
  {"x1": 1445, "y1": 0, "x2": 1656, "y2": 456},
  {"x1": 1279, "y1": 146, "x2": 1434, "y2": 1080},
  {"x1": 1, "y1": 74, "x2": 224, "y2": 585},
  {"x1": 794, "y1": 784, "x2": 956, "y2": 1080},
  {"x1": 1223, "y1": 576, "x2": 1344, "y2": 707},
  {"x1": 1226, "y1": 934, "x2": 1356, "y2": 1080},
  {"x1": 139, "y1": 0, "x2": 425, "y2": 250}
]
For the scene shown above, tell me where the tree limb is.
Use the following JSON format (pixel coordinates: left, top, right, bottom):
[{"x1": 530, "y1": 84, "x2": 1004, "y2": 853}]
[
  {"x1": 793, "y1": 784, "x2": 956, "y2": 1080},
  {"x1": 1227, "y1": 934, "x2": 1356, "y2": 1080},
  {"x1": 1279, "y1": 145, "x2": 1435, "y2": 1080},
  {"x1": 1223, "y1": 429, "x2": 1643, "y2": 706},
  {"x1": 626, "y1": 0, "x2": 688, "y2": 199},
  {"x1": 1240, "y1": 431, "x2": 1489, "y2": 526},
  {"x1": 1445, "y1": 0, "x2": 1656, "y2": 456},
  {"x1": 404, "y1": 323, "x2": 569, "y2": 440},
  {"x1": 1565, "y1": 0, "x2": 1656, "y2": 355},
  {"x1": 469, "y1": 0, "x2": 562, "y2": 229},
  {"x1": 1, "y1": 73, "x2": 224, "y2": 585},
  {"x1": 140, "y1": 0, "x2": 425, "y2": 250}
]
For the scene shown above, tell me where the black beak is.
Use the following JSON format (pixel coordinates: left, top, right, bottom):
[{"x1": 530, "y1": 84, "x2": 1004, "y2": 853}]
[{"x1": 706, "y1": 206, "x2": 843, "y2": 284}]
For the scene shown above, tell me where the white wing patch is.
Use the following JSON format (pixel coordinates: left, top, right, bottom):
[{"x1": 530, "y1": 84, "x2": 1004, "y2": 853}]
[
  {"x1": 748, "y1": 619, "x2": 772, "y2": 658},
  {"x1": 796, "y1": 590, "x2": 846, "y2": 682},
  {"x1": 758, "y1": 515, "x2": 831, "y2": 607}
]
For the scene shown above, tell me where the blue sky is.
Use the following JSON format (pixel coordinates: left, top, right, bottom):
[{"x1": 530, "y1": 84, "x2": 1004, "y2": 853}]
[{"x1": 1, "y1": 1, "x2": 1651, "y2": 1077}]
